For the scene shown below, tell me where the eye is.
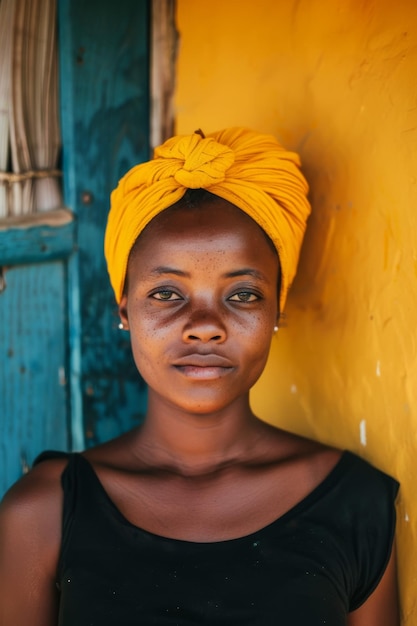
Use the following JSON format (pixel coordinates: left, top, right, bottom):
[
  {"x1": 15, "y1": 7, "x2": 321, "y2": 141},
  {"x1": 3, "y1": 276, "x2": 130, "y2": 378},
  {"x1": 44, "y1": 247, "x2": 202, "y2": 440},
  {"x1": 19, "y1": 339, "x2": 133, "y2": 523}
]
[
  {"x1": 228, "y1": 291, "x2": 259, "y2": 303},
  {"x1": 151, "y1": 289, "x2": 182, "y2": 301}
]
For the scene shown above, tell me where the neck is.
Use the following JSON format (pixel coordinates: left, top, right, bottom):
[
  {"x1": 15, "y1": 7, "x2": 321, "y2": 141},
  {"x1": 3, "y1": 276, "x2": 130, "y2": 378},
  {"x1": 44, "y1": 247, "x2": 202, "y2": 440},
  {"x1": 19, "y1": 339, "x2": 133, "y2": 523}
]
[{"x1": 134, "y1": 395, "x2": 261, "y2": 476}]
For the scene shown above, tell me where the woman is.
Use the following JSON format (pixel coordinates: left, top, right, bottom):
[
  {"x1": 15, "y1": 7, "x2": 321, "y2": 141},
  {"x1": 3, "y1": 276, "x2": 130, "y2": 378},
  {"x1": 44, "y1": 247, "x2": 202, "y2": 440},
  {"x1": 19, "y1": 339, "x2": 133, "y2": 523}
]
[{"x1": 0, "y1": 128, "x2": 399, "y2": 625}]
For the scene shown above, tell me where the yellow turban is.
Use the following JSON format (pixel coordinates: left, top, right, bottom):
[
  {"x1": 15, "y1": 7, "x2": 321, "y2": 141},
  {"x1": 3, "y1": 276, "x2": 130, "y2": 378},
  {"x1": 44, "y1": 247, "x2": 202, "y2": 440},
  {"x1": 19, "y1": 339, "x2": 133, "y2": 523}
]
[{"x1": 105, "y1": 127, "x2": 311, "y2": 313}]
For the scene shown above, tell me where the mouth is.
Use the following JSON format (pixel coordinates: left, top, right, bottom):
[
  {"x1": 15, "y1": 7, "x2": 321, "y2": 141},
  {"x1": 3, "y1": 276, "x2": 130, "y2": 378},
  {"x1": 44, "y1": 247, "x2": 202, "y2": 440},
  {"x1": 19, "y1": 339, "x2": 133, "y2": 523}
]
[{"x1": 172, "y1": 354, "x2": 235, "y2": 380}]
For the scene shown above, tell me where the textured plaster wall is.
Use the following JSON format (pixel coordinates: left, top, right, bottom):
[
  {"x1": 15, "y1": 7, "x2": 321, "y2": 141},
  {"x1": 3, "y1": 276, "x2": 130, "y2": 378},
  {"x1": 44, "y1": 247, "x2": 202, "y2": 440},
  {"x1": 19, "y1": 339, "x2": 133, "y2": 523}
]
[{"x1": 175, "y1": 1, "x2": 417, "y2": 623}]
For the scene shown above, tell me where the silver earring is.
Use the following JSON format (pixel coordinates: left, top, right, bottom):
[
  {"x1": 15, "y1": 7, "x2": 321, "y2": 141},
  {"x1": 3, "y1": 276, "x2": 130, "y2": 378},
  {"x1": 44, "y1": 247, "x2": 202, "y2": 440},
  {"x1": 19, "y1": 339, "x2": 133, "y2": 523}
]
[
  {"x1": 118, "y1": 322, "x2": 124, "y2": 330},
  {"x1": 273, "y1": 325, "x2": 279, "y2": 333}
]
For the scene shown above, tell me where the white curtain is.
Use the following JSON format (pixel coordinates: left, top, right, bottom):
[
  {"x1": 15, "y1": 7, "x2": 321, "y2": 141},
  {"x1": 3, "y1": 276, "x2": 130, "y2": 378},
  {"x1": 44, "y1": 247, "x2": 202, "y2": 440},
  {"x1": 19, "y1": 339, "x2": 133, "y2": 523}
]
[
  {"x1": 0, "y1": 0, "x2": 14, "y2": 217},
  {"x1": 0, "y1": 0, "x2": 62, "y2": 218}
]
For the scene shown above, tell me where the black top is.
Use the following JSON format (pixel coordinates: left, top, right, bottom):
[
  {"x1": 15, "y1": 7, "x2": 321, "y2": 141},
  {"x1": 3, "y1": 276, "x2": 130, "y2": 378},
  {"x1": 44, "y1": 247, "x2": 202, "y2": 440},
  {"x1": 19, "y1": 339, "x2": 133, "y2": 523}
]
[{"x1": 36, "y1": 450, "x2": 399, "y2": 626}]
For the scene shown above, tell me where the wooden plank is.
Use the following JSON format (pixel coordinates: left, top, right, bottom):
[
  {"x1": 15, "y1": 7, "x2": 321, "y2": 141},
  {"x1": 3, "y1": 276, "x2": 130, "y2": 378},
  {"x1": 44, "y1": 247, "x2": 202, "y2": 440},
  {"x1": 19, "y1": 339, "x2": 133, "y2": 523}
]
[
  {"x1": 0, "y1": 208, "x2": 72, "y2": 229},
  {"x1": 150, "y1": 0, "x2": 178, "y2": 147},
  {"x1": 0, "y1": 262, "x2": 69, "y2": 496},
  {"x1": 0, "y1": 209, "x2": 75, "y2": 265},
  {"x1": 58, "y1": 0, "x2": 150, "y2": 447}
]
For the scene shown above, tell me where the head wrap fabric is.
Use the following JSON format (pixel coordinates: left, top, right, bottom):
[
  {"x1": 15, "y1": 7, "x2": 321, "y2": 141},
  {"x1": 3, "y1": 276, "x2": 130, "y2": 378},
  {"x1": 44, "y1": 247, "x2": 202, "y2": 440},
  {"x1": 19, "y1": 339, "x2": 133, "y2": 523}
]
[{"x1": 105, "y1": 127, "x2": 311, "y2": 313}]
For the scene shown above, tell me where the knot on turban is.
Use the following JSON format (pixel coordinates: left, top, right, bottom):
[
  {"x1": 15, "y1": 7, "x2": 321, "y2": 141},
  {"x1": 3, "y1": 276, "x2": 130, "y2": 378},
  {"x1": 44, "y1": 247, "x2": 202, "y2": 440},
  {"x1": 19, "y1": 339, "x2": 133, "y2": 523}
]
[
  {"x1": 105, "y1": 127, "x2": 311, "y2": 313},
  {"x1": 155, "y1": 134, "x2": 235, "y2": 188}
]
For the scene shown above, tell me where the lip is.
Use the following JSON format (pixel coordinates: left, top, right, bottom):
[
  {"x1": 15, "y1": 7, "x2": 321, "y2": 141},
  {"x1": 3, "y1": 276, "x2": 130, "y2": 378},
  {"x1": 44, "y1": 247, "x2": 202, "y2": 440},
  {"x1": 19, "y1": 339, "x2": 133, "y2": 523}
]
[
  {"x1": 173, "y1": 353, "x2": 233, "y2": 367},
  {"x1": 172, "y1": 353, "x2": 235, "y2": 380}
]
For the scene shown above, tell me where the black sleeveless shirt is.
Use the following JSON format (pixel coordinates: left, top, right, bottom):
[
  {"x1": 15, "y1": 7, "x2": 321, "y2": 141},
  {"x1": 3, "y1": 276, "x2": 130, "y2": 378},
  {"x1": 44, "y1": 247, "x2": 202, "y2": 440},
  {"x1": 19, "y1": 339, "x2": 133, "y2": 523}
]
[{"x1": 36, "y1": 450, "x2": 398, "y2": 626}]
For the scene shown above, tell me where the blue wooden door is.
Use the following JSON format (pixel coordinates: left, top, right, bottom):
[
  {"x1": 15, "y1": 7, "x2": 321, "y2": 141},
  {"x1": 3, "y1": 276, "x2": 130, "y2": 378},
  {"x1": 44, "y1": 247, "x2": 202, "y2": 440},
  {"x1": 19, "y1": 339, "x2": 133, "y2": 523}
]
[
  {"x1": 0, "y1": 0, "x2": 150, "y2": 496},
  {"x1": 0, "y1": 255, "x2": 70, "y2": 493}
]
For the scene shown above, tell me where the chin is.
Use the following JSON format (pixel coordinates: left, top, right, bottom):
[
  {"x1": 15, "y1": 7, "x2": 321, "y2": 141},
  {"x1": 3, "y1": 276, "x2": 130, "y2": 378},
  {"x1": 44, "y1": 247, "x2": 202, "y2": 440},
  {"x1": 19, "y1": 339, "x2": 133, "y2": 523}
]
[{"x1": 173, "y1": 393, "x2": 247, "y2": 418}]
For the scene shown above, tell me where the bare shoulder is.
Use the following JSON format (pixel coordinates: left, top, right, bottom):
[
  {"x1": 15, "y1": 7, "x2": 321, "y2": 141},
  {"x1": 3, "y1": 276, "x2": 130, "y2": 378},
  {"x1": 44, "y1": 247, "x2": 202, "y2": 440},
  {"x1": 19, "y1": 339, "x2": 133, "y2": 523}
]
[
  {"x1": 259, "y1": 420, "x2": 342, "y2": 464},
  {"x1": 0, "y1": 458, "x2": 68, "y2": 626},
  {"x1": 0, "y1": 457, "x2": 68, "y2": 568},
  {"x1": 1, "y1": 456, "x2": 67, "y2": 523},
  {"x1": 253, "y1": 420, "x2": 344, "y2": 491}
]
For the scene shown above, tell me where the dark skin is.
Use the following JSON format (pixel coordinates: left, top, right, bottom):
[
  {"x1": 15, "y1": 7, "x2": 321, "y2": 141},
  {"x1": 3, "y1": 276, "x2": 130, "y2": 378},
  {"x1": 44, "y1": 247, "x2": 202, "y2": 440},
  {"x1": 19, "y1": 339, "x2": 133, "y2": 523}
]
[{"x1": 0, "y1": 199, "x2": 399, "y2": 625}]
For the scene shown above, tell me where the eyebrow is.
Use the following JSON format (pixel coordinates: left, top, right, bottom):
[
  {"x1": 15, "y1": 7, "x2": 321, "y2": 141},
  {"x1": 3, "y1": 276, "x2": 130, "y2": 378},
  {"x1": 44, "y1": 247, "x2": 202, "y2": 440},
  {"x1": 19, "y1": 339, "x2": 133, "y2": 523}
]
[
  {"x1": 224, "y1": 268, "x2": 269, "y2": 283},
  {"x1": 149, "y1": 266, "x2": 268, "y2": 282},
  {"x1": 150, "y1": 266, "x2": 191, "y2": 277}
]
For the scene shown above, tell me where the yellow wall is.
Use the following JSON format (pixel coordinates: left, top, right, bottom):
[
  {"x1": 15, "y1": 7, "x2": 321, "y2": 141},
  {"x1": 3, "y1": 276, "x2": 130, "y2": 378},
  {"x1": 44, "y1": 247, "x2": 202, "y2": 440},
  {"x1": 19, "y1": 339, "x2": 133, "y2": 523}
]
[{"x1": 175, "y1": 1, "x2": 417, "y2": 623}]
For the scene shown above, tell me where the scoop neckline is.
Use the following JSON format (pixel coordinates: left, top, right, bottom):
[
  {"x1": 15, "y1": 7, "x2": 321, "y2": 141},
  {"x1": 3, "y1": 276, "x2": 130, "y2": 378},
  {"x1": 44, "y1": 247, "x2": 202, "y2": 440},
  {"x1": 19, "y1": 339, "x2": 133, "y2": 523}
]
[{"x1": 75, "y1": 449, "x2": 354, "y2": 546}]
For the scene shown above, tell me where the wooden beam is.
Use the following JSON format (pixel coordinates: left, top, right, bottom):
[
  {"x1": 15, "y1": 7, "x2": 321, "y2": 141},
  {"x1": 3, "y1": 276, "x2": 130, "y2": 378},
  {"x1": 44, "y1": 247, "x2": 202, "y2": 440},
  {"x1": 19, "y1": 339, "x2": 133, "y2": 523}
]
[{"x1": 0, "y1": 208, "x2": 75, "y2": 265}]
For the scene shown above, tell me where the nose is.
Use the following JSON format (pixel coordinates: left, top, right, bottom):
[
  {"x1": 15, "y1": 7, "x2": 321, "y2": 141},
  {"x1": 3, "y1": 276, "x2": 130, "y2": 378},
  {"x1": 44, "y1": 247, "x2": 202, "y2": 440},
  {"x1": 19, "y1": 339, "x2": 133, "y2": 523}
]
[{"x1": 182, "y1": 309, "x2": 227, "y2": 344}]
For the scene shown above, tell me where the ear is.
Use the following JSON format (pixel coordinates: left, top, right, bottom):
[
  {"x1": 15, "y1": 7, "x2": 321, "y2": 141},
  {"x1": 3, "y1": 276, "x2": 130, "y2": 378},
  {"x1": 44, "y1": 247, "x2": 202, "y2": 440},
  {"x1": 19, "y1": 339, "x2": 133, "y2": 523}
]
[{"x1": 118, "y1": 294, "x2": 129, "y2": 329}]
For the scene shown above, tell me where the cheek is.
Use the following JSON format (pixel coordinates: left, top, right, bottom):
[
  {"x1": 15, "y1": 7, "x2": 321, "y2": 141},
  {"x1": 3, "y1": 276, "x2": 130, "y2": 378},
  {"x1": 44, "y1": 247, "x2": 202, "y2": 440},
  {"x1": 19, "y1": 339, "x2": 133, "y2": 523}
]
[
  {"x1": 128, "y1": 299, "x2": 160, "y2": 337},
  {"x1": 242, "y1": 318, "x2": 274, "y2": 363},
  {"x1": 241, "y1": 305, "x2": 276, "y2": 338},
  {"x1": 127, "y1": 316, "x2": 159, "y2": 364},
  {"x1": 241, "y1": 340, "x2": 272, "y2": 393},
  {"x1": 127, "y1": 308, "x2": 177, "y2": 370},
  {"x1": 128, "y1": 335, "x2": 163, "y2": 386}
]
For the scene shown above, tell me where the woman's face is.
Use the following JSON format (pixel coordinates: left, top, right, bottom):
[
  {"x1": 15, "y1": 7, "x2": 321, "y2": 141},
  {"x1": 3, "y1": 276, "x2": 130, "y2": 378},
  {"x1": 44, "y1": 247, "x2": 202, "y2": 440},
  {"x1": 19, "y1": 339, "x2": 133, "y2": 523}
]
[{"x1": 119, "y1": 198, "x2": 279, "y2": 416}]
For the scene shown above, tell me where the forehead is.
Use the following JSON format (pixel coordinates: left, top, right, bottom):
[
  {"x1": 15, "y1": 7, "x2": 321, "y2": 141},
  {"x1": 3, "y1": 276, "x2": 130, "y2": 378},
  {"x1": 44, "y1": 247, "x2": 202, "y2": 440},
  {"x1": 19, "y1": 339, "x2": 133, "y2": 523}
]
[{"x1": 131, "y1": 198, "x2": 278, "y2": 261}]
